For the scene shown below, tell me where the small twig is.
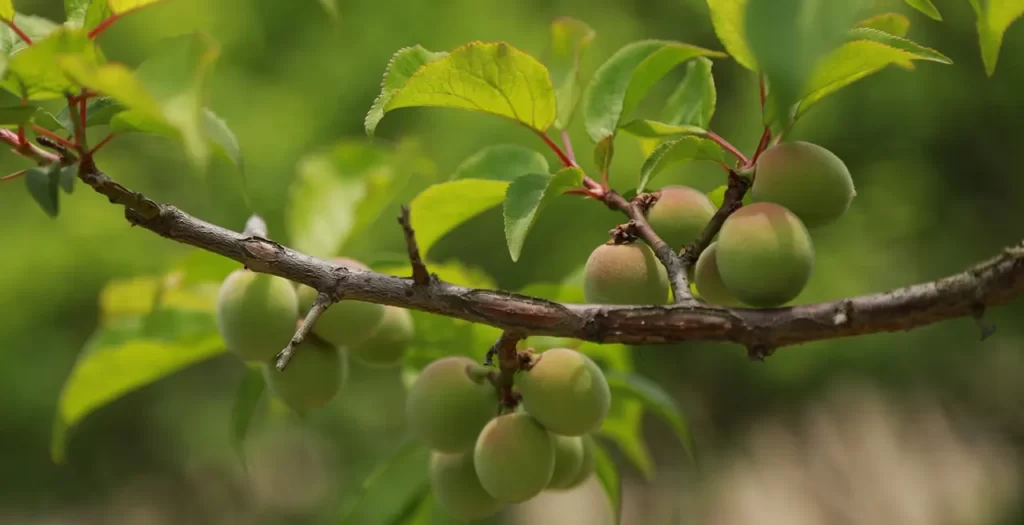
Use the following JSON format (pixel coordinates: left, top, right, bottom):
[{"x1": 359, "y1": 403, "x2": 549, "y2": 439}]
[
  {"x1": 560, "y1": 129, "x2": 577, "y2": 166},
  {"x1": 0, "y1": 129, "x2": 60, "y2": 165},
  {"x1": 0, "y1": 170, "x2": 26, "y2": 182},
  {"x1": 275, "y1": 292, "x2": 335, "y2": 371},
  {"x1": 681, "y1": 171, "x2": 752, "y2": 265},
  {"x1": 535, "y1": 129, "x2": 575, "y2": 168},
  {"x1": 398, "y1": 205, "x2": 430, "y2": 286},
  {"x1": 88, "y1": 133, "x2": 118, "y2": 156},
  {"x1": 705, "y1": 130, "x2": 748, "y2": 166}
]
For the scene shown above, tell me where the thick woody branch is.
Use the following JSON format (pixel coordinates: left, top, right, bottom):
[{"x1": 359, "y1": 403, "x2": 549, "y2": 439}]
[
  {"x1": 681, "y1": 171, "x2": 751, "y2": 265},
  {"x1": 80, "y1": 164, "x2": 1024, "y2": 356},
  {"x1": 276, "y1": 292, "x2": 334, "y2": 370},
  {"x1": 398, "y1": 205, "x2": 431, "y2": 286}
]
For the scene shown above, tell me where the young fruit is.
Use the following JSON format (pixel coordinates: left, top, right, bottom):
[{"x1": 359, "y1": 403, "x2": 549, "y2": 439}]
[
  {"x1": 216, "y1": 270, "x2": 299, "y2": 362},
  {"x1": 429, "y1": 451, "x2": 503, "y2": 520},
  {"x1": 296, "y1": 257, "x2": 385, "y2": 347},
  {"x1": 645, "y1": 185, "x2": 717, "y2": 249},
  {"x1": 693, "y1": 242, "x2": 743, "y2": 307},
  {"x1": 716, "y1": 202, "x2": 814, "y2": 307},
  {"x1": 474, "y1": 413, "x2": 555, "y2": 503},
  {"x1": 561, "y1": 434, "x2": 597, "y2": 489},
  {"x1": 262, "y1": 343, "x2": 347, "y2": 411},
  {"x1": 751, "y1": 141, "x2": 855, "y2": 228},
  {"x1": 406, "y1": 356, "x2": 498, "y2": 453},
  {"x1": 348, "y1": 306, "x2": 414, "y2": 368},
  {"x1": 583, "y1": 243, "x2": 669, "y2": 305},
  {"x1": 547, "y1": 435, "x2": 586, "y2": 489},
  {"x1": 518, "y1": 348, "x2": 611, "y2": 436}
]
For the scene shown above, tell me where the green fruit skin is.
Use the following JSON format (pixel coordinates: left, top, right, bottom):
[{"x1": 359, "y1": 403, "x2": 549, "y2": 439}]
[
  {"x1": 297, "y1": 257, "x2": 386, "y2": 347},
  {"x1": 216, "y1": 270, "x2": 299, "y2": 362},
  {"x1": 430, "y1": 451, "x2": 504, "y2": 520},
  {"x1": 752, "y1": 141, "x2": 854, "y2": 228},
  {"x1": 262, "y1": 344, "x2": 347, "y2": 410},
  {"x1": 561, "y1": 434, "x2": 597, "y2": 489},
  {"x1": 583, "y1": 243, "x2": 669, "y2": 305},
  {"x1": 716, "y1": 202, "x2": 814, "y2": 308},
  {"x1": 518, "y1": 348, "x2": 611, "y2": 436},
  {"x1": 406, "y1": 356, "x2": 499, "y2": 453},
  {"x1": 474, "y1": 413, "x2": 555, "y2": 503},
  {"x1": 547, "y1": 435, "x2": 586, "y2": 489},
  {"x1": 646, "y1": 185, "x2": 717, "y2": 249},
  {"x1": 694, "y1": 242, "x2": 743, "y2": 307},
  {"x1": 348, "y1": 306, "x2": 414, "y2": 368}
]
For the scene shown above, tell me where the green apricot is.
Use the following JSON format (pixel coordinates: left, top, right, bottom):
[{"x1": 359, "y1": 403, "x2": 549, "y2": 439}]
[
  {"x1": 716, "y1": 202, "x2": 814, "y2": 307},
  {"x1": 547, "y1": 435, "x2": 585, "y2": 489},
  {"x1": 474, "y1": 413, "x2": 555, "y2": 503},
  {"x1": 583, "y1": 243, "x2": 669, "y2": 305},
  {"x1": 348, "y1": 306, "x2": 414, "y2": 368},
  {"x1": 262, "y1": 343, "x2": 347, "y2": 411},
  {"x1": 430, "y1": 451, "x2": 503, "y2": 520},
  {"x1": 693, "y1": 242, "x2": 743, "y2": 307},
  {"x1": 216, "y1": 270, "x2": 299, "y2": 362},
  {"x1": 752, "y1": 141, "x2": 855, "y2": 227},
  {"x1": 518, "y1": 348, "x2": 611, "y2": 436},
  {"x1": 297, "y1": 257, "x2": 386, "y2": 347},
  {"x1": 645, "y1": 185, "x2": 717, "y2": 249},
  {"x1": 406, "y1": 356, "x2": 499, "y2": 453},
  {"x1": 561, "y1": 434, "x2": 597, "y2": 488}
]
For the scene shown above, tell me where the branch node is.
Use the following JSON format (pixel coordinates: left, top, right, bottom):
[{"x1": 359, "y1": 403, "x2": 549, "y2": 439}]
[
  {"x1": 681, "y1": 170, "x2": 751, "y2": 264},
  {"x1": 747, "y1": 343, "x2": 775, "y2": 362},
  {"x1": 275, "y1": 292, "x2": 336, "y2": 371},
  {"x1": 833, "y1": 300, "x2": 854, "y2": 326},
  {"x1": 398, "y1": 205, "x2": 430, "y2": 286},
  {"x1": 972, "y1": 304, "x2": 997, "y2": 341},
  {"x1": 243, "y1": 214, "x2": 268, "y2": 238},
  {"x1": 487, "y1": 331, "x2": 526, "y2": 411}
]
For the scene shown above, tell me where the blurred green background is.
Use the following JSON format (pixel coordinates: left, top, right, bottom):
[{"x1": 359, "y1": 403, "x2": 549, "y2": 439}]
[{"x1": 1, "y1": 0, "x2": 1023, "y2": 523}]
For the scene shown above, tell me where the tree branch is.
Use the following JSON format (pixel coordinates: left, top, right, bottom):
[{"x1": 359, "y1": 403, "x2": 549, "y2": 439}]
[
  {"x1": 276, "y1": 292, "x2": 334, "y2": 370},
  {"x1": 79, "y1": 164, "x2": 1024, "y2": 356},
  {"x1": 681, "y1": 171, "x2": 751, "y2": 266}
]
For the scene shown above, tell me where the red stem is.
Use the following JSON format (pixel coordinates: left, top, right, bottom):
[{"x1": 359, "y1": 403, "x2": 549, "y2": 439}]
[
  {"x1": 33, "y1": 125, "x2": 77, "y2": 150},
  {"x1": 747, "y1": 126, "x2": 772, "y2": 168},
  {"x1": 705, "y1": 130, "x2": 748, "y2": 165},
  {"x1": 88, "y1": 133, "x2": 118, "y2": 155},
  {"x1": 560, "y1": 130, "x2": 577, "y2": 166},
  {"x1": 79, "y1": 97, "x2": 88, "y2": 135},
  {"x1": 3, "y1": 20, "x2": 33, "y2": 45},
  {"x1": 17, "y1": 125, "x2": 25, "y2": 145},
  {"x1": 759, "y1": 72, "x2": 767, "y2": 110},
  {"x1": 87, "y1": 13, "x2": 122, "y2": 39},
  {"x1": 535, "y1": 130, "x2": 575, "y2": 168}
]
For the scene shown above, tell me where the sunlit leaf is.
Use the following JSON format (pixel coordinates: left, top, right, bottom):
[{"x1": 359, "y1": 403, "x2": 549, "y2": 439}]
[
  {"x1": 706, "y1": 0, "x2": 757, "y2": 69},
  {"x1": 582, "y1": 40, "x2": 725, "y2": 142},
  {"x1": 639, "y1": 136, "x2": 725, "y2": 192},
  {"x1": 662, "y1": 57, "x2": 716, "y2": 129},
  {"x1": 905, "y1": 0, "x2": 942, "y2": 20},
  {"x1": 338, "y1": 439, "x2": 432, "y2": 525},
  {"x1": 230, "y1": 365, "x2": 265, "y2": 468},
  {"x1": 547, "y1": 17, "x2": 596, "y2": 129},
  {"x1": 450, "y1": 144, "x2": 549, "y2": 182},
  {"x1": 0, "y1": 1, "x2": 12, "y2": 21},
  {"x1": 4, "y1": 28, "x2": 101, "y2": 100},
  {"x1": 0, "y1": 13, "x2": 60, "y2": 56},
  {"x1": 968, "y1": 0, "x2": 1024, "y2": 76},
  {"x1": 707, "y1": 185, "x2": 727, "y2": 208},
  {"x1": 856, "y1": 12, "x2": 911, "y2": 37},
  {"x1": 620, "y1": 119, "x2": 706, "y2": 139},
  {"x1": 364, "y1": 45, "x2": 448, "y2": 136},
  {"x1": 108, "y1": 0, "x2": 162, "y2": 13},
  {"x1": 592, "y1": 440, "x2": 622, "y2": 522},
  {"x1": 367, "y1": 41, "x2": 557, "y2": 134},
  {"x1": 606, "y1": 373, "x2": 697, "y2": 465},
  {"x1": 408, "y1": 179, "x2": 510, "y2": 257},
  {"x1": 503, "y1": 167, "x2": 584, "y2": 262}
]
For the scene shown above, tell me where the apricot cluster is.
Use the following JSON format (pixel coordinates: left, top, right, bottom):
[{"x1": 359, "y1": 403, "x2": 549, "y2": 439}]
[
  {"x1": 215, "y1": 256, "x2": 415, "y2": 412},
  {"x1": 407, "y1": 348, "x2": 608, "y2": 520}
]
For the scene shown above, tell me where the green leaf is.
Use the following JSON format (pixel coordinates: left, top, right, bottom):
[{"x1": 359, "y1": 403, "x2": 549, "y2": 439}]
[
  {"x1": 745, "y1": 0, "x2": 866, "y2": 126},
  {"x1": 707, "y1": 185, "x2": 727, "y2": 208},
  {"x1": 503, "y1": 167, "x2": 584, "y2": 262},
  {"x1": 798, "y1": 30, "x2": 952, "y2": 117},
  {"x1": 366, "y1": 41, "x2": 557, "y2": 135},
  {"x1": 285, "y1": 141, "x2": 389, "y2": 259},
  {"x1": 59, "y1": 163, "x2": 77, "y2": 194},
  {"x1": 408, "y1": 179, "x2": 510, "y2": 257},
  {"x1": 0, "y1": 105, "x2": 37, "y2": 127},
  {"x1": 582, "y1": 40, "x2": 725, "y2": 142},
  {"x1": 547, "y1": 17, "x2": 596, "y2": 129},
  {"x1": 450, "y1": 144, "x2": 549, "y2": 182},
  {"x1": 968, "y1": 0, "x2": 1024, "y2": 76},
  {"x1": 108, "y1": 0, "x2": 162, "y2": 13},
  {"x1": 230, "y1": 365, "x2": 265, "y2": 468},
  {"x1": 364, "y1": 45, "x2": 448, "y2": 136},
  {"x1": 592, "y1": 440, "x2": 622, "y2": 522},
  {"x1": 65, "y1": 0, "x2": 112, "y2": 31},
  {"x1": 594, "y1": 135, "x2": 614, "y2": 177},
  {"x1": 203, "y1": 109, "x2": 242, "y2": 169},
  {"x1": 620, "y1": 119, "x2": 706, "y2": 138},
  {"x1": 706, "y1": 0, "x2": 756, "y2": 69},
  {"x1": 606, "y1": 373, "x2": 697, "y2": 465},
  {"x1": 662, "y1": 57, "x2": 716, "y2": 129},
  {"x1": 25, "y1": 163, "x2": 61, "y2": 217},
  {"x1": 0, "y1": 1, "x2": 12, "y2": 21},
  {"x1": 4, "y1": 28, "x2": 101, "y2": 100},
  {"x1": 56, "y1": 96, "x2": 124, "y2": 130},
  {"x1": 639, "y1": 136, "x2": 725, "y2": 192},
  {"x1": 51, "y1": 285, "x2": 223, "y2": 463},
  {"x1": 338, "y1": 439, "x2": 432, "y2": 525},
  {"x1": 856, "y1": 12, "x2": 911, "y2": 37},
  {"x1": 905, "y1": 0, "x2": 942, "y2": 20},
  {"x1": 0, "y1": 14, "x2": 60, "y2": 56}
]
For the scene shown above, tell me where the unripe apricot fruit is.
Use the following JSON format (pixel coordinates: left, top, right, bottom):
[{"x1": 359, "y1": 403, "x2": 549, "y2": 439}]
[
  {"x1": 474, "y1": 413, "x2": 555, "y2": 503},
  {"x1": 430, "y1": 451, "x2": 503, "y2": 520},
  {"x1": 583, "y1": 243, "x2": 669, "y2": 305},
  {"x1": 645, "y1": 185, "x2": 717, "y2": 249},
  {"x1": 348, "y1": 306, "x2": 414, "y2": 368},
  {"x1": 518, "y1": 348, "x2": 611, "y2": 436},
  {"x1": 297, "y1": 257, "x2": 386, "y2": 347},
  {"x1": 406, "y1": 356, "x2": 498, "y2": 453},
  {"x1": 752, "y1": 141, "x2": 854, "y2": 228},
  {"x1": 262, "y1": 343, "x2": 347, "y2": 410},
  {"x1": 716, "y1": 202, "x2": 814, "y2": 308},
  {"x1": 694, "y1": 242, "x2": 743, "y2": 307},
  {"x1": 562, "y1": 434, "x2": 597, "y2": 488},
  {"x1": 547, "y1": 435, "x2": 586, "y2": 489},
  {"x1": 216, "y1": 270, "x2": 299, "y2": 362}
]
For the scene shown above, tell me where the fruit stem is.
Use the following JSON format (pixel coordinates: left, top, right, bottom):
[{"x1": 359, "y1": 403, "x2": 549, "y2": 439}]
[
  {"x1": 535, "y1": 130, "x2": 576, "y2": 168},
  {"x1": 275, "y1": 292, "x2": 336, "y2": 371},
  {"x1": 747, "y1": 126, "x2": 772, "y2": 168},
  {"x1": 681, "y1": 170, "x2": 752, "y2": 266},
  {"x1": 705, "y1": 130, "x2": 748, "y2": 165}
]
